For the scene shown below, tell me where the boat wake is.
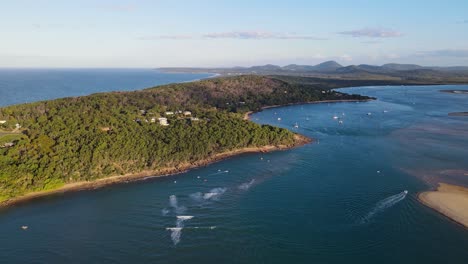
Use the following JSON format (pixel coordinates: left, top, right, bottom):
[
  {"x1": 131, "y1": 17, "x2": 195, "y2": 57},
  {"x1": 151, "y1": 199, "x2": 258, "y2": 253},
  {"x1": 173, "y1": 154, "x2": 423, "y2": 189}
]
[
  {"x1": 360, "y1": 190, "x2": 408, "y2": 224},
  {"x1": 169, "y1": 195, "x2": 187, "y2": 214},
  {"x1": 238, "y1": 179, "x2": 256, "y2": 190},
  {"x1": 190, "y1": 187, "x2": 227, "y2": 203},
  {"x1": 166, "y1": 227, "x2": 183, "y2": 245},
  {"x1": 167, "y1": 216, "x2": 195, "y2": 245},
  {"x1": 161, "y1": 208, "x2": 170, "y2": 216},
  {"x1": 203, "y1": 188, "x2": 227, "y2": 200}
]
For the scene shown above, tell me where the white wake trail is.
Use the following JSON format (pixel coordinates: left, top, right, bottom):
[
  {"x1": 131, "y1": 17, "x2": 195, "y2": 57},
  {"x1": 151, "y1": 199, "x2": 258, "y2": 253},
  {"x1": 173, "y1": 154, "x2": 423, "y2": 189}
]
[
  {"x1": 203, "y1": 188, "x2": 227, "y2": 200},
  {"x1": 166, "y1": 227, "x2": 182, "y2": 245},
  {"x1": 167, "y1": 216, "x2": 195, "y2": 245},
  {"x1": 361, "y1": 190, "x2": 408, "y2": 224},
  {"x1": 169, "y1": 195, "x2": 186, "y2": 214},
  {"x1": 238, "y1": 179, "x2": 255, "y2": 190}
]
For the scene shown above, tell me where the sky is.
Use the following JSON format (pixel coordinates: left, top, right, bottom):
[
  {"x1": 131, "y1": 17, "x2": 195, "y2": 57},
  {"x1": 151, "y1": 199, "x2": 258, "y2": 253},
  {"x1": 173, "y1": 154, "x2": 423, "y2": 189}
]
[{"x1": 1, "y1": 0, "x2": 468, "y2": 68}]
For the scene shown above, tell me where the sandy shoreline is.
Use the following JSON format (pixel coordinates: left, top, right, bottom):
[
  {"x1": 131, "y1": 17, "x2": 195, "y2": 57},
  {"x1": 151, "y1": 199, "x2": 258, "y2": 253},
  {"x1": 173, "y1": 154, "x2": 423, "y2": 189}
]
[
  {"x1": 0, "y1": 134, "x2": 311, "y2": 208},
  {"x1": 418, "y1": 183, "x2": 468, "y2": 229},
  {"x1": 243, "y1": 99, "x2": 373, "y2": 120}
]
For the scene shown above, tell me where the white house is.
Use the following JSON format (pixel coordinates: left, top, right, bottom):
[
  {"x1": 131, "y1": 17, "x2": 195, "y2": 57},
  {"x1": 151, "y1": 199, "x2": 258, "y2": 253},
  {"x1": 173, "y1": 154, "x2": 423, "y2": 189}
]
[
  {"x1": 165, "y1": 111, "x2": 174, "y2": 115},
  {"x1": 158, "y1": 117, "x2": 169, "y2": 126},
  {"x1": 183, "y1": 111, "x2": 192, "y2": 116},
  {"x1": 0, "y1": 120, "x2": 6, "y2": 124},
  {"x1": 150, "y1": 118, "x2": 156, "y2": 123},
  {"x1": 190, "y1": 117, "x2": 200, "y2": 121}
]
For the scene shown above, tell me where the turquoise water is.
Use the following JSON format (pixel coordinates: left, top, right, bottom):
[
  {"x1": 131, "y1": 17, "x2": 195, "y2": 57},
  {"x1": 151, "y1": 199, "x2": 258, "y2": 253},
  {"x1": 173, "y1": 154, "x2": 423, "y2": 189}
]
[{"x1": 0, "y1": 77, "x2": 468, "y2": 263}]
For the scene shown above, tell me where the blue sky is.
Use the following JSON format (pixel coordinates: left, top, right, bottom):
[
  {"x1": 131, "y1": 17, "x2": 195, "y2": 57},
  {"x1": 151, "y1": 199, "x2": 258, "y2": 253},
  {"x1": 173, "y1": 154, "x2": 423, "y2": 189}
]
[{"x1": 1, "y1": 0, "x2": 468, "y2": 67}]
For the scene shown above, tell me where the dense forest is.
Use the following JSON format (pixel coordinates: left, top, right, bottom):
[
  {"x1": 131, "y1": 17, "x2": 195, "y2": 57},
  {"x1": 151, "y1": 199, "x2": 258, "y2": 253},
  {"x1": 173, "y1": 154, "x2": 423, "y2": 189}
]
[{"x1": 0, "y1": 75, "x2": 370, "y2": 201}]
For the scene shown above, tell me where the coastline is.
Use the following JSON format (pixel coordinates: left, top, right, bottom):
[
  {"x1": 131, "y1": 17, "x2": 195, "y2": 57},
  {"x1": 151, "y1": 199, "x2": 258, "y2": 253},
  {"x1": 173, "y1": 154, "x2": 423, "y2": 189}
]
[
  {"x1": 418, "y1": 183, "x2": 468, "y2": 229},
  {"x1": 0, "y1": 133, "x2": 311, "y2": 208},
  {"x1": 243, "y1": 99, "x2": 373, "y2": 120}
]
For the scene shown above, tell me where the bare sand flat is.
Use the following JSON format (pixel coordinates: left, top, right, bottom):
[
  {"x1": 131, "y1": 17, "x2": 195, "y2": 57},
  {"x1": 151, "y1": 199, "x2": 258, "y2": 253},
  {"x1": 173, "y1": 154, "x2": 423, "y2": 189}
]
[{"x1": 419, "y1": 183, "x2": 468, "y2": 228}]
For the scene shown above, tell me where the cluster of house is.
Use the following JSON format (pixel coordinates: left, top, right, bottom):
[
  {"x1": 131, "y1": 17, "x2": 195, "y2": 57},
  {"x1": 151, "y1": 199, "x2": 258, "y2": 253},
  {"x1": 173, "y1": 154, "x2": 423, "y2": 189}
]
[
  {"x1": 0, "y1": 142, "x2": 15, "y2": 148},
  {"x1": 0, "y1": 120, "x2": 21, "y2": 130},
  {"x1": 135, "y1": 110, "x2": 200, "y2": 126}
]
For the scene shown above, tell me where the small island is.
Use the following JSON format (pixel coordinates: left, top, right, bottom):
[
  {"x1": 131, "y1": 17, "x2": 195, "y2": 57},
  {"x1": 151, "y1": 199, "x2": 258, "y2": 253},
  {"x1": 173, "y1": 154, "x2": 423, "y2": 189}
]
[{"x1": 0, "y1": 75, "x2": 374, "y2": 205}]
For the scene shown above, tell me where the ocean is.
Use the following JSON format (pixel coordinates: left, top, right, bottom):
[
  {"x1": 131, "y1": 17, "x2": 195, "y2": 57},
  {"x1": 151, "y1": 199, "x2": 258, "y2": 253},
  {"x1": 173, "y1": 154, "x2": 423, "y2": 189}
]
[{"x1": 0, "y1": 70, "x2": 467, "y2": 263}]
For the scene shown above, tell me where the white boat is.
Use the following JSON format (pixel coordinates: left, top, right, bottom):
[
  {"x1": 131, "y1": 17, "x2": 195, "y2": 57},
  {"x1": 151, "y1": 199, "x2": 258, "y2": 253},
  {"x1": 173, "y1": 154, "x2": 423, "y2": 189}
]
[
  {"x1": 333, "y1": 116, "x2": 339, "y2": 119},
  {"x1": 294, "y1": 122, "x2": 299, "y2": 128}
]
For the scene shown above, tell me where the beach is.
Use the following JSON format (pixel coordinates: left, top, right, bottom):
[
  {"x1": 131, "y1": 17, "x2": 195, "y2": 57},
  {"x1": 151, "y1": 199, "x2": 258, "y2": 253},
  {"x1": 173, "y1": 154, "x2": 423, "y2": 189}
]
[
  {"x1": 243, "y1": 99, "x2": 373, "y2": 120},
  {"x1": 418, "y1": 183, "x2": 468, "y2": 228}
]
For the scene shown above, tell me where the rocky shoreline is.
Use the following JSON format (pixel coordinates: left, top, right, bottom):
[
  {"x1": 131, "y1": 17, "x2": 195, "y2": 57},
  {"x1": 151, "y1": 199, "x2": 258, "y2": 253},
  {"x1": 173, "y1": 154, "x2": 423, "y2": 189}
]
[{"x1": 0, "y1": 133, "x2": 311, "y2": 208}]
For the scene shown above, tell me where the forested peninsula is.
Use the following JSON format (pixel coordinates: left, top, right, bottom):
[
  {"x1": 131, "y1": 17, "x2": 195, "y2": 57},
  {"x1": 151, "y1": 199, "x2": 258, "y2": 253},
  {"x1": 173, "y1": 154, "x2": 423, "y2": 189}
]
[{"x1": 0, "y1": 75, "x2": 371, "y2": 204}]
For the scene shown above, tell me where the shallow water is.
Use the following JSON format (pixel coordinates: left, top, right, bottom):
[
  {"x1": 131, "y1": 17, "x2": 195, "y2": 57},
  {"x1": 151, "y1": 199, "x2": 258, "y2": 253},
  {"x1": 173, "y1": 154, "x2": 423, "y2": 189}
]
[{"x1": 0, "y1": 80, "x2": 468, "y2": 263}]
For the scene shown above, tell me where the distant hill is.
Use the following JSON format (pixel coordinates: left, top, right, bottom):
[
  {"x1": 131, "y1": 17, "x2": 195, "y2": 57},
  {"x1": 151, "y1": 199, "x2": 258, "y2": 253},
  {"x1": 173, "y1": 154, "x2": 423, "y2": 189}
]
[
  {"x1": 158, "y1": 61, "x2": 468, "y2": 83},
  {"x1": 382, "y1": 63, "x2": 423, "y2": 71},
  {"x1": 283, "y1": 61, "x2": 342, "y2": 72},
  {"x1": 248, "y1": 64, "x2": 283, "y2": 72}
]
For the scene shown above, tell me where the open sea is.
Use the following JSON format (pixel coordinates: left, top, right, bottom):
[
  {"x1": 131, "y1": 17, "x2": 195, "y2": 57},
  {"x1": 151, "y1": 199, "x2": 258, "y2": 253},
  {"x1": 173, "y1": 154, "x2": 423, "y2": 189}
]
[{"x1": 0, "y1": 70, "x2": 467, "y2": 263}]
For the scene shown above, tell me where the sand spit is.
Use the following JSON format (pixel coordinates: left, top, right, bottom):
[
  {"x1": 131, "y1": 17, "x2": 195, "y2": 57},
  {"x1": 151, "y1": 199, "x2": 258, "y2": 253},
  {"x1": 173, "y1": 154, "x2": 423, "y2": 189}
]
[{"x1": 418, "y1": 183, "x2": 468, "y2": 229}]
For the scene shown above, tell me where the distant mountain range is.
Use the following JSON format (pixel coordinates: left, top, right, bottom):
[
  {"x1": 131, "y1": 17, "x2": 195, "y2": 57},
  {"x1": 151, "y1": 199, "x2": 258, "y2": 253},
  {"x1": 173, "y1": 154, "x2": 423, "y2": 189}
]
[
  {"x1": 158, "y1": 61, "x2": 468, "y2": 83},
  {"x1": 203, "y1": 61, "x2": 468, "y2": 73}
]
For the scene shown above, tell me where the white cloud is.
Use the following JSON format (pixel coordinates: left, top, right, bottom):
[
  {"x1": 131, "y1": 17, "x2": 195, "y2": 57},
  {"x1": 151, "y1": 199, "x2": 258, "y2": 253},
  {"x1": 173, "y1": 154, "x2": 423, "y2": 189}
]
[
  {"x1": 139, "y1": 31, "x2": 324, "y2": 40},
  {"x1": 201, "y1": 31, "x2": 324, "y2": 40},
  {"x1": 339, "y1": 28, "x2": 402, "y2": 38}
]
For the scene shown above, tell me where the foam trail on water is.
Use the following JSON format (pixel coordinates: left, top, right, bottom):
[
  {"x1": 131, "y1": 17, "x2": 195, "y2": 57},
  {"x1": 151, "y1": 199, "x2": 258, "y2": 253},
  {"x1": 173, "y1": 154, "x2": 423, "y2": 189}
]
[
  {"x1": 161, "y1": 208, "x2": 169, "y2": 216},
  {"x1": 361, "y1": 190, "x2": 408, "y2": 224},
  {"x1": 176, "y1": 215, "x2": 194, "y2": 227},
  {"x1": 169, "y1": 195, "x2": 178, "y2": 208},
  {"x1": 189, "y1": 192, "x2": 203, "y2": 202},
  {"x1": 238, "y1": 179, "x2": 255, "y2": 190},
  {"x1": 167, "y1": 215, "x2": 194, "y2": 245},
  {"x1": 176, "y1": 215, "x2": 194, "y2": 220},
  {"x1": 203, "y1": 188, "x2": 227, "y2": 200},
  {"x1": 176, "y1": 215, "x2": 193, "y2": 227},
  {"x1": 166, "y1": 227, "x2": 182, "y2": 245},
  {"x1": 209, "y1": 170, "x2": 230, "y2": 176},
  {"x1": 168, "y1": 195, "x2": 186, "y2": 214}
]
